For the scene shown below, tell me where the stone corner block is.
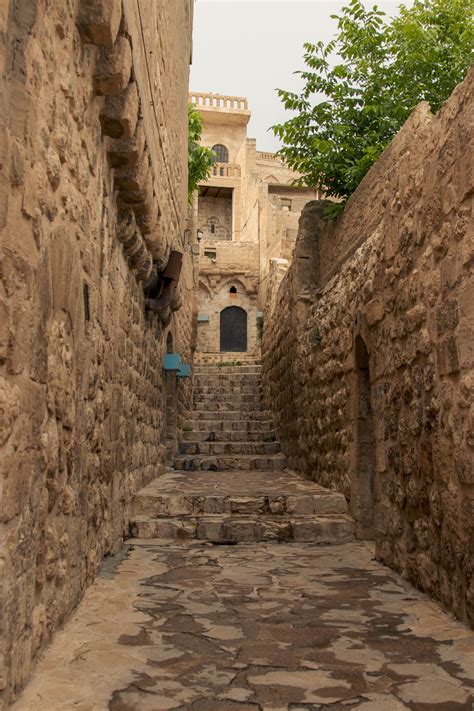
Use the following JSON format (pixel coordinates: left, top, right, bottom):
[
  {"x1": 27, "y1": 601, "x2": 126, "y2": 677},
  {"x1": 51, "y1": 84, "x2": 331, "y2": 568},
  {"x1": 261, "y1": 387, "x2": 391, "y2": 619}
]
[
  {"x1": 94, "y1": 36, "x2": 133, "y2": 96},
  {"x1": 77, "y1": 0, "x2": 122, "y2": 49}
]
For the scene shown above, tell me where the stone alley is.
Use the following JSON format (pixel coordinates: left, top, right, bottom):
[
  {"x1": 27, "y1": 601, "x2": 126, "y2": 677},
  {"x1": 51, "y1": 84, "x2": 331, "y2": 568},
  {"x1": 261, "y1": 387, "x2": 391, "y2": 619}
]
[
  {"x1": 11, "y1": 362, "x2": 474, "y2": 710},
  {"x1": 1, "y1": 0, "x2": 473, "y2": 708}
]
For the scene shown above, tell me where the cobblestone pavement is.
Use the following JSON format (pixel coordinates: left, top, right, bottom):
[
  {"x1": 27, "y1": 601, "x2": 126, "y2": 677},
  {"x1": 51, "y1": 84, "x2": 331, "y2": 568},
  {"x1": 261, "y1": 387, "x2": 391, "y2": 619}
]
[{"x1": 13, "y1": 541, "x2": 474, "y2": 711}]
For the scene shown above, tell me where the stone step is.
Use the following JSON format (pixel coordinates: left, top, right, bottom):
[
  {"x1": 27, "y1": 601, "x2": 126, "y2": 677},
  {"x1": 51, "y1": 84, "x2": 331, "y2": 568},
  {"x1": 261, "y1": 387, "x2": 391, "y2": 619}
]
[
  {"x1": 194, "y1": 377, "x2": 262, "y2": 389},
  {"x1": 179, "y1": 440, "x2": 281, "y2": 456},
  {"x1": 191, "y1": 401, "x2": 265, "y2": 413},
  {"x1": 194, "y1": 366, "x2": 262, "y2": 375},
  {"x1": 185, "y1": 419, "x2": 274, "y2": 432},
  {"x1": 173, "y1": 453, "x2": 287, "y2": 471},
  {"x1": 130, "y1": 514, "x2": 355, "y2": 544},
  {"x1": 194, "y1": 392, "x2": 262, "y2": 404},
  {"x1": 182, "y1": 429, "x2": 277, "y2": 442},
  {"x1": 193, "y1": 385, "x2": 262, "y2": 395},
  {"x1": 194, "y1": 355, "x2": 261, "y2": 365},
  {"x1": 130, "y1": 471, "x2": 354, "y2": 546},
  {"x1": 190, "y1": 410, "x2": 271, "y2": 421},
  {"x1": 133, "y1": 486, "x2": 348, "y2": 519}
]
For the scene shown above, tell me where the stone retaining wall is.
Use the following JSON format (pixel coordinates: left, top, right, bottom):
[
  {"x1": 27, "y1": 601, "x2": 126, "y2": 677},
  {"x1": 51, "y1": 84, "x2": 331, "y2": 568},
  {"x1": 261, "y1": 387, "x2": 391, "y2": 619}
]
[
  {"x1": 262, "y1": 69, "x2": 473, "y2": 626},
  {"x1": 0, "y1": 0, "x2": 193, "y2": 704}
]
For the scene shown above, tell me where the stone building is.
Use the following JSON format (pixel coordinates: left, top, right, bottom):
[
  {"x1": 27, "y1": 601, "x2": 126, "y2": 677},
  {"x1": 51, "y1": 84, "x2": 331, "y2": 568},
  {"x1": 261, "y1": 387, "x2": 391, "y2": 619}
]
[
  {"x1": 263, "y1": 69, "x2": 474, "y2": 626},
  {"x1": 189, "y1": 92, "x2": 317, "y2": 358},
  {"x1": 0, "y1": 0, "x2": 194, "y2": 704}
]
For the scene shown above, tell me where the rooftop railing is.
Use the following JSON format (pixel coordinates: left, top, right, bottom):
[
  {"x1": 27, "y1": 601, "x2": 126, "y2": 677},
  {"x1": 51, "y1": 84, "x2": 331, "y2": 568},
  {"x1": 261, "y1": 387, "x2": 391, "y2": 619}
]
[
  {"x1": 256, "y1": 151, "x2": 283, "y2": 163},
  {"x1": 189, "y1": 92, "x2": 249, "y2": 111}
]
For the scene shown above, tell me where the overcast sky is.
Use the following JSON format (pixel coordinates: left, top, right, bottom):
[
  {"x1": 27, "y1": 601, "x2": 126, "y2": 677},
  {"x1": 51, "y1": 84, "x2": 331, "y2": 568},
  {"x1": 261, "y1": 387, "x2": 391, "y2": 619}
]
[{"x1": 190, "y1": 0, "x2": 411, "y2": 152}]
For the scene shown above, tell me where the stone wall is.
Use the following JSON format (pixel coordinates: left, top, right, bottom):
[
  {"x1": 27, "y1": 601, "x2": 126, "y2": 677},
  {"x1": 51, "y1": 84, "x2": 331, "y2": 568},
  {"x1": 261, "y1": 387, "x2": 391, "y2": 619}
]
[
  {"x1": 0, "y1": 0, "x2": 193, "y2": 704},
  {"x1": 196, "y1": 280, "x2": 259, "y2": 356},
  {"x1": 263, "y1": 70, "x2": 473, "y2": 625},
  {"x1": 198, "y1": 194, "x2": 233, "y2": 241},
  {"x1": 196, "y1": 239, "x2": 260, "y2": 356}
]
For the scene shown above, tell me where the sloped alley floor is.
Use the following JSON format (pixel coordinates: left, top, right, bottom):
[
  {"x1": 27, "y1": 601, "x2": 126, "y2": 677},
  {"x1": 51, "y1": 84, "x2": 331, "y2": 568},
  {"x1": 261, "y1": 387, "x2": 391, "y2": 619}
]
[{"x1": 12, "y1": 541, "x2": 474, "y2": 711}]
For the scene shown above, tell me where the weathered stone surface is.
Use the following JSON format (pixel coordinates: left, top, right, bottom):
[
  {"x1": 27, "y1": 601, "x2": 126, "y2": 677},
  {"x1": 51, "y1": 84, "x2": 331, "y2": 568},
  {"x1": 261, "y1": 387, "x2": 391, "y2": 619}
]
[
  {"x1": 94, "y1": 36, "x2": 132, "y2": 96},
  {"x1": 0, "y1": 0, "x2": 194, "y2": 705},
  {"x1": 263, "y1": 69, "x2": 474, "y2": 627},
  {"x1": 76, "y1": 0, "x2": 122, "y2": 49},
  {"x1": 100, "y1": 81, "x2": 139, "y2": 140},
  {"x1": 11, "y1": 541, "x2": 474, "y2": 711}
]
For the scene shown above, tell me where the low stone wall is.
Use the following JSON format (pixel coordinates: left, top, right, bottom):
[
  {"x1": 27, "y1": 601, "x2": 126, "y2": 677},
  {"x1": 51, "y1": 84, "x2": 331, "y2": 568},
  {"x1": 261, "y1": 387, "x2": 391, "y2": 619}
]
[
  {"x1": 262, "y1": 69, "x2": 473, "y2": 625},
  {"x1": 0, "y1": 0, "x2": 193, "y2": 704}
]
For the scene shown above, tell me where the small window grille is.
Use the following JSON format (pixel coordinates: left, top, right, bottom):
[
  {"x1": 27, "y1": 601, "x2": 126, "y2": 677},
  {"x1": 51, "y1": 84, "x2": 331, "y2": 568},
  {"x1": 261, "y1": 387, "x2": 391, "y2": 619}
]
[{"x1": 212, "y1": 144, "x2": 229, "y2": 163}]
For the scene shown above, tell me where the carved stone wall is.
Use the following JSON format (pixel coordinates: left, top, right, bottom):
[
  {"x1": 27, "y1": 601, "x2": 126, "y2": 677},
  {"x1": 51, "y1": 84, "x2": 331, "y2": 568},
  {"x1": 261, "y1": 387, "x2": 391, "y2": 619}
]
[
  {"x1": 262, "y1": 70, "x2": 474, "y2": 626},
  {"x1": 0, "y1": 0, "x2": 193, "y2": 704}
]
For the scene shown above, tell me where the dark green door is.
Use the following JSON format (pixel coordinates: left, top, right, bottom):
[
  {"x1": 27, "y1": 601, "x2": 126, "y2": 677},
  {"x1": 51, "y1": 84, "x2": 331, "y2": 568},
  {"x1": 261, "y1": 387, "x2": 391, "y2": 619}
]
[{"x1": 220, "y1": 307, "x2": 247, "y2": 352}]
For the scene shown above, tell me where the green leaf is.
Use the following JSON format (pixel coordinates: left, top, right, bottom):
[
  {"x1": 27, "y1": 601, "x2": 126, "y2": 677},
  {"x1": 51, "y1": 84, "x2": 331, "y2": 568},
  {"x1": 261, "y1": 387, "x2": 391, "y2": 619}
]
[{"x1": 271, "y1": 0, "x2": 473, "y2": 200}]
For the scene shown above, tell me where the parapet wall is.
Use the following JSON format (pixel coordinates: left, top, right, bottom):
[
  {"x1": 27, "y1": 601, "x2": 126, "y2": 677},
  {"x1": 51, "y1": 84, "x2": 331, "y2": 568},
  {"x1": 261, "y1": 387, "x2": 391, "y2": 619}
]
[
  {"x1": 263, "y1": 69, "x2": 473, "y2": 625},
  {"x1": 0, "y1": 0, "x2": 193, "y2": 704}
]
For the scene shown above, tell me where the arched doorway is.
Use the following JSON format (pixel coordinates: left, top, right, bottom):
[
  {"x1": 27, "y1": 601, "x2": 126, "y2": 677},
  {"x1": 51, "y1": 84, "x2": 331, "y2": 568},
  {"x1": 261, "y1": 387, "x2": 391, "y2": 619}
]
[
  {"x1": 220, "y1": 306, "x2": 247, "y2": 352},
  {"x1": 353, "y1": 335, "x2": 375, "y2": 539}
]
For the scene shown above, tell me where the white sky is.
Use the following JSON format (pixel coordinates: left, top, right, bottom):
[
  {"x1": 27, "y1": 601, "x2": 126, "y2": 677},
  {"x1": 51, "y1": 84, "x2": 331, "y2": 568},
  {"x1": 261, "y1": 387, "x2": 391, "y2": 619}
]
[{"x1": 190, "y1": 0, "x2": 411, "y2": 152}]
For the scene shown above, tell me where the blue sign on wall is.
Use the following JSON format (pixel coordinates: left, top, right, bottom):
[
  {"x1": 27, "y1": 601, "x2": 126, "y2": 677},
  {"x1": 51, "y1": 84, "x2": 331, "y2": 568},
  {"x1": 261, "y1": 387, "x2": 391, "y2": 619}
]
[{"x1": 163, "y1": 353, "x2": 182, "y2": 371}]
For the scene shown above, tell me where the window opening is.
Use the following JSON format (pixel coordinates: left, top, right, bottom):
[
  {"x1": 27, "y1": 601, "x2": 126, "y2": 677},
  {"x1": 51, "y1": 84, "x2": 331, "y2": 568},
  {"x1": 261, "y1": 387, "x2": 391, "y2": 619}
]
[{"x1": 212, "y1": 144, "x2": 229, "y2": 163}]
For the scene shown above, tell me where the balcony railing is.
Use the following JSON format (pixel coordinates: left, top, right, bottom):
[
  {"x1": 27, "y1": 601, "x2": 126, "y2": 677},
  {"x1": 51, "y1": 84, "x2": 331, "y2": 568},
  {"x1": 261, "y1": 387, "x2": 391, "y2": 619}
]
[
  {"x1": 189, "y1": 92, "x2": 248, "y2": 111},
  {"x1": 256, "y1": 151, "x2": 283, "y2": 163},
  {"x1": 211, "y1": 162, "x2": 241, "y2": 178}
]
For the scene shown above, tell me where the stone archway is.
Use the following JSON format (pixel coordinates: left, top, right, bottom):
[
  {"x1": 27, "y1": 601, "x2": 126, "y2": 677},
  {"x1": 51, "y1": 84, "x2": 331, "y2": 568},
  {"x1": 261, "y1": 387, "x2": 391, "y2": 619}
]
[
  {"x1": 353, "y1": 335, "x2": 375, "y2": 539},
  {"x1": 220, "y1": 306, "x2": 247, "y2": 352}
]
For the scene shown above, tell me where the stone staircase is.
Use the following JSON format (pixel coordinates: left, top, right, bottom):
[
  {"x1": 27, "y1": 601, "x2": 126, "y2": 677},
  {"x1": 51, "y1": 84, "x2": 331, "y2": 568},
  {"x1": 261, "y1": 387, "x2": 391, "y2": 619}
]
[{"x1": 130, "y1": 361, "x2": 355, "y2": 544}]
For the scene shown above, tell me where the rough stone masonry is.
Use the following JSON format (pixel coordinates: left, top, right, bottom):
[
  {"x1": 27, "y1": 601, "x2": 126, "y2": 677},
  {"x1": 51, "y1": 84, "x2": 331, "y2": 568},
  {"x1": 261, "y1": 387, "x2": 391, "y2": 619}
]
[
  {"x1": 263, "y1": 68, "x2": 474, "y2": 628},
  {"x1": 0, "y1": 0, "x2": 194, "y2": 705}
]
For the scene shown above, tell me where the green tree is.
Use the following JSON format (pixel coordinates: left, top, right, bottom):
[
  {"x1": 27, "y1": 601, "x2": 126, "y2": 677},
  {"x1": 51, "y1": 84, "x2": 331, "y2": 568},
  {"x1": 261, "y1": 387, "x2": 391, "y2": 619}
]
[
  {"x1": 272, "y1": 0, "x2": 473, "y2": 211},
  {"x1": 188, "y1": 104, "x2": 214, "y2": 202}
]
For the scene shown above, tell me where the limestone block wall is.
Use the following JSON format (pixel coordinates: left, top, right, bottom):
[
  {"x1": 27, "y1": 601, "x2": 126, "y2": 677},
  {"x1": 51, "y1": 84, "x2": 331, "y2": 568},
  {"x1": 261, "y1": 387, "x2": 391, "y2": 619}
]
[
  {"x1": 262, "y1": 70, "x2": 474, "y2": 626},
  {"x1": 0, "y1": 0, "x2": 193, "y2": 704},
  {"x1": 198, "y1": 195, "x2": 233, "y2": 241},
  {"x1": 196, "y1": 240, "x2": 260, "y2": 356},
  {"x1": 196, "y1": 280, "x2": 259, "y2": 356}
]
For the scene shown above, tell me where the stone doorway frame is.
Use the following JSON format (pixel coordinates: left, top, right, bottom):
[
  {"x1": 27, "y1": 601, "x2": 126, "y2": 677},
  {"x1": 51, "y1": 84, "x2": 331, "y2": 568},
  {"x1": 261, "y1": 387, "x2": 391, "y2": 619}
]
[{"x1": 350, "y1": 316, "x2": 376, "y2": 540}]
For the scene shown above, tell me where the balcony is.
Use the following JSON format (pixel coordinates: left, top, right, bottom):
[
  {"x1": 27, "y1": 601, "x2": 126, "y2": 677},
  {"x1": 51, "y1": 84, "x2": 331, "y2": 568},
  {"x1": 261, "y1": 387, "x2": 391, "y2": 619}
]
[
  {"x1": 211, "y1": 162, "x2": 241, "y2": 178},
  {"x1": 189, "y1": 92, "x2": 251, "y2": 126}
]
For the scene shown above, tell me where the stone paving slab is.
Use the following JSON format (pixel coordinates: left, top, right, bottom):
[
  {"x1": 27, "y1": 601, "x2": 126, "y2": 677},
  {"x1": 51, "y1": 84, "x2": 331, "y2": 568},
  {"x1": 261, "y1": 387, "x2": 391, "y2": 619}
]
[
  {"x1": 12, "y1": 542, "x2": 474, "y2": 711},
  {"x1": 173, "y1": 453, "x2": 288, "y2": 472},
  {"x1": 136, "y1": 470, "x2": 334, "y2": 497}
]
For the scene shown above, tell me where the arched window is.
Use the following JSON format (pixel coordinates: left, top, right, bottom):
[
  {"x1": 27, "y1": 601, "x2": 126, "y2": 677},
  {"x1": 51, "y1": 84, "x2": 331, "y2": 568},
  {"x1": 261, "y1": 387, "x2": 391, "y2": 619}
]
[
  {"x1": 212, "y1": 144, "x2": 229, "y2": 163},
  {"x1": 229, "y1": 286, "x2": 237, "y2": 294}
]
